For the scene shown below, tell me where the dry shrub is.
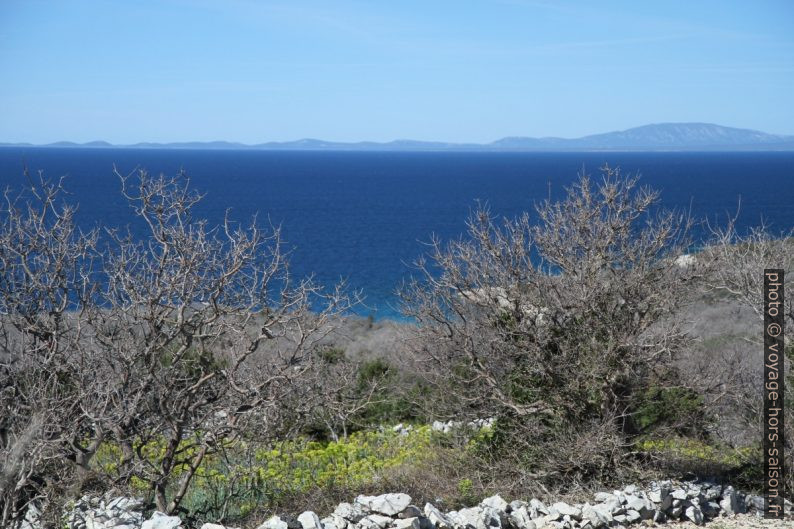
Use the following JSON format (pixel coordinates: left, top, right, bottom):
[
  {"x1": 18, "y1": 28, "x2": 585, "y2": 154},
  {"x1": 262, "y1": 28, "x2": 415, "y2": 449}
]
[
  {"x1": 0, "y1": 169, "x2": 353, "y2": 523},
  {"x1": 399, "y1": 167, "x2": 702, "y2": 488}
]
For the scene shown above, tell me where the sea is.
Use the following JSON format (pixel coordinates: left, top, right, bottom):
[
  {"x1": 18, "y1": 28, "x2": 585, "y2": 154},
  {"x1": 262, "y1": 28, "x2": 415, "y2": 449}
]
[{"x1": 0, "y1": 148, "x2": 792, "y2": 319}]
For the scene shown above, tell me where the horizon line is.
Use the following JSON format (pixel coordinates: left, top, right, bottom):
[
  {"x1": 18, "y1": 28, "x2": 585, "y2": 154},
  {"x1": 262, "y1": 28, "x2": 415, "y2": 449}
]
[{"x1": 2, "y1": 122, "x2": 793, "y2": 149}]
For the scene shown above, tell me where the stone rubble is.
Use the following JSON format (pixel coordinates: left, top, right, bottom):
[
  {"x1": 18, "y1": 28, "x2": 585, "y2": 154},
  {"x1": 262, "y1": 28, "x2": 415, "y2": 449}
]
[
  {"x1": 17, "y1": 479, "x2": 794, "y2": 529},
  {"x1": 429, "y1": 418, "x2": 496, "y2": 435},
  {"x1": 65, "y1": 493, "x2": 146, "y2": 529}
]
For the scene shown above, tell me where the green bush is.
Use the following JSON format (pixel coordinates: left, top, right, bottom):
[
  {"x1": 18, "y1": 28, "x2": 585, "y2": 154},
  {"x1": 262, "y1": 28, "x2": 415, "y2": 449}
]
[
  {"x1": 94, "y1": 426, "x2": 438, "y2": 522},
  {"x1": 351, "y1": 359, "x2": 429, "y2": 427},
  {"x1": 637, "y1": 437, "x2": 757, "y2": 467},
  {"x1": 632, "y1": 386, "x2": 706, "y2": 435},
  {"x1": 637, "y1": 436, "x2": 764, "y2": 489}
]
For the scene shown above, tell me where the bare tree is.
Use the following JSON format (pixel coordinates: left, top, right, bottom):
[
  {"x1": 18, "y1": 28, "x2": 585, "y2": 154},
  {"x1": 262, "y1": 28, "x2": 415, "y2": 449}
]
[
  {"x1": 87, "y1": 168, "x2": 354, "y2": 514},
  {"x1": 1, "y1": 168, "x2": 355, "y2": 521},
  {"x1": 703, "y1": 220, "x2": 793, "y2": 322},
  {"x1": 304, "y1": 347, "x2": 395, "y2": 441},
  {"x1": 399, "y1": 166, "x2": 699, "y2": 481},
  {"x1": 699, "y1": 219, "x2": 793, "y2": 490},
  {"x1": 0, "y1": 171, "x2": 99, "y2": 526}
]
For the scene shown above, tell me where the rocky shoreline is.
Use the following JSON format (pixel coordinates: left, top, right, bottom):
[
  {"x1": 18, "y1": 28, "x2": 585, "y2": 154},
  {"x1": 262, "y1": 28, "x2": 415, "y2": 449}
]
[{"x1": 21, "y1": 479, "x2": 791, "y2": 529}]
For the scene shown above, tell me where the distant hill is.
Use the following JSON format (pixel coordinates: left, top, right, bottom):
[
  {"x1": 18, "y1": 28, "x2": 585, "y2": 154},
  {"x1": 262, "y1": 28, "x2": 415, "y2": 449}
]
[
  {"x1": 2, "y1": 123, "x2": 793, "y2": 151},
  {"x1": 489, "y1": 123, "x2": 794, "y2": 150}
]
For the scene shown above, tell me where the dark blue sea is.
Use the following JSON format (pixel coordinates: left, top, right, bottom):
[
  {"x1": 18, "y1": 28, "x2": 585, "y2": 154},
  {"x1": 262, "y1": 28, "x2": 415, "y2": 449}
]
[{"x1": 1, "y1": 148, "x2": 792, "y2": 319}]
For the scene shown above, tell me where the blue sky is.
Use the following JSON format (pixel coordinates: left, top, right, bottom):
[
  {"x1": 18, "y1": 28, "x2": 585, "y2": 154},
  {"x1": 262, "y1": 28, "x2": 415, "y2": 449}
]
[{"x1": 1, "y1": 0, "x2": 792, "y2": 144}]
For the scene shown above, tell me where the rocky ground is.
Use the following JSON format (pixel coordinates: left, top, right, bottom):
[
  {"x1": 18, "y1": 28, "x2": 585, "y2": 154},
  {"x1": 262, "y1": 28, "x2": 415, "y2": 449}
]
[
  {"x1": 665, "y1": 515, "x2": 793, "y2": 528},
  {"x1": 38, "y1": 478, "x2": 792, "y2": 529}
]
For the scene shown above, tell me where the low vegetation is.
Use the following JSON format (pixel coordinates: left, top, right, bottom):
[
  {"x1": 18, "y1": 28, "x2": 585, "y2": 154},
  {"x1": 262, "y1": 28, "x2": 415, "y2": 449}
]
[
  {"x1": 91, "y1": 426, "x2": 438, "y2": 524},
  {"x1": 0, "y1": 166, "x2": 791, "y2": 528}
]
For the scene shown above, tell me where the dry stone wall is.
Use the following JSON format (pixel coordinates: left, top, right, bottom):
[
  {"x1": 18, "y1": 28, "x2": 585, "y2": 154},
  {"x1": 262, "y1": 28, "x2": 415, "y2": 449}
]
[{"x1": 37, "y1": 479, "x2": 792, "y2": 529}]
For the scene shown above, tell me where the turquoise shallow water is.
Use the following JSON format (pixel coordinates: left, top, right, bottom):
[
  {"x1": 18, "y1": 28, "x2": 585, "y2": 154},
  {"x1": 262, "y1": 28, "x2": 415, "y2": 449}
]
[{"x1": 1, "y1": 148, "x2": 792, "y2": 319}]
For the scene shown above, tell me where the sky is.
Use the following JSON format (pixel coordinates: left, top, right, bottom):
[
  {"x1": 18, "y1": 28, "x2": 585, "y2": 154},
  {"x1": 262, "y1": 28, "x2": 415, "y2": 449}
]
[{"x1": 0, "y1": 0, "x2": 792, "y2": 144}]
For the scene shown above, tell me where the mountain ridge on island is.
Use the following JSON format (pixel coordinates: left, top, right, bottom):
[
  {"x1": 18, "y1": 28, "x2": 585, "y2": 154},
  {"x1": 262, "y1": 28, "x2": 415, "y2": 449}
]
[{"x1": 3, "y1": 123, "x2": 793, "y2": 151}]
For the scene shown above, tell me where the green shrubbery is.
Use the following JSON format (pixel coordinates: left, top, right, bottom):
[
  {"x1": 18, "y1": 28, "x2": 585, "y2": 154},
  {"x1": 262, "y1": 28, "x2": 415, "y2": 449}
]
[
  {"x1": 632, "y1": 386, "x2": 706, "y2": 435},
  {"x1": 637, "y1": 437, "x2": 765, "y2": 489},
  {"x1": 353, "y1": 359, "x2": 430, "y2": 427},
  {"x1": 93, "y1": 426, "x2": 438, "y2": 522},
  {"x1": 637, "y1": 438, "x2": 758, "y2": 467},
  {"x1": 248, "y1": 427, "x2": 435, "y2": 493}
]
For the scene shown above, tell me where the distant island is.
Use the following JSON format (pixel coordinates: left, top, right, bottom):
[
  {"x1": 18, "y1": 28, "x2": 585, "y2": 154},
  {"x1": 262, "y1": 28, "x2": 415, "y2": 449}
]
[{"x1": 3, "y1": 122, "x2": 794, "y2": 151}]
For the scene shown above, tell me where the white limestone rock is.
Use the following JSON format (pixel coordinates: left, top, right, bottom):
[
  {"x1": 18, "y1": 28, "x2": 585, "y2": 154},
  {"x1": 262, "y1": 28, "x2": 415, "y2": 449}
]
[
  {"x1": 480, "y1": 495, "x2": 508, "y2": 513},
  {"x1": 592, "y1": 492, "x2": 615, "y2": 504},
  {"x1": 356, "y1": 494, "x2": 413, "y2": 517},
  {"x1": 424, "y1": 503, "x2": 453, "y2": 529},
  {"x1": 507, "y1": 506, "x2": 535, "y2": 529},
  {"x1": 623, "y1": 496, "x2": 644, "y2": 513},
  {"x1": 719, "y1": 486, "x2": 741, "y2": 515},
  {"x1": 589, "y1": 503, "x2": 615, "y2": 523},
  {"x1": 141, "y1": 512, "x2": 182, "y2": 529},
  {"x1": 685, "y1": 505, "x2": 704, "y2": 525},
  {"x1": 448, "y1": 506, "x2": 502, "y2": 529},
  {"x1": 671, "y1": 489, "x2": 688, "y2": 501},
  {"x1": 623, "y1": 485, "x2": 637, "y2": 495},
  {"x1": 393, "y1": 518, "x2": 422, "y2": 529},
  {"x1": 298, "y1": 512, "x2": 323, "y2": 529},
  {"x1": 335, "y1": 503, "x2": 367, "y2": 523},
  {"x1": 580, "y1": 504, "x2": 609, "y2": 528},
  {"x1": 624, "y1": 509, "x2": 641, "y2": 524},
  {"x1": 449, "y1": 507, "x2": 484, "y2": 529},
  {"x1": 596, "y1": 497, "x2": 622, "y2": 516},
  {"x1": 257, "y1": 516, "x2": 289, "y2": 529},
  {"x1": 550, "y1": 503, "x2": 580, "y2": 520},
  {"x1": 322, "y1": 515, "x2": 349, "y2": 529},
  {"x1": 528, "y1": 499, "x2": 548, "y2": 516},
  {"x1": 703, "y1": 484, "x2": 722, "y2": 502},
  {"x1": 106, "y1": 497, "x2": 145, "y2": 513},
  {"x1": 358, "y1": 515, "x2": 394, "y2": 529}
]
